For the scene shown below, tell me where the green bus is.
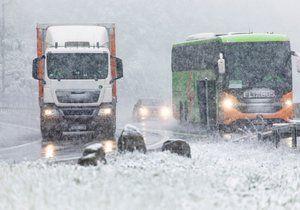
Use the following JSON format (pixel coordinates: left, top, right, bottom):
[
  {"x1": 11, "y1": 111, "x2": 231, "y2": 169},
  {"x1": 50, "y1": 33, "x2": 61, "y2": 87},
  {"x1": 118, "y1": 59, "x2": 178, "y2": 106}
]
[{"x1": 171, "y1": 33, "x2": 293, "y2": 130}]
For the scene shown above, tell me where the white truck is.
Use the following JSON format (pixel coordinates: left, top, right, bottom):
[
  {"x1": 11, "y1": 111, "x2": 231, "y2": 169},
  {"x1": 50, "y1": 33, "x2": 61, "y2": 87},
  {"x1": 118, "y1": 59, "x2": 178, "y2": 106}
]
[{"x1": 32, "y1": 24, "x2": 123, "y2": 140}]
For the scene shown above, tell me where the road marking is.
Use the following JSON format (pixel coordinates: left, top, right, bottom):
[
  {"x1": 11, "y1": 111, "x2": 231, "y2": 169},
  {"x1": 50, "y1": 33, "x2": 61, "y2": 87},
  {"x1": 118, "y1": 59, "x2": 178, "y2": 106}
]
[
  {"x1": 0, "y1": 139, "x2": 42, "y2": 152},
  {"x1": 0, "y1": 121, "x2": 40, "y2": 132},
  {"x1": 0, "y1": 120, "x2": 41, "y2": 152}
]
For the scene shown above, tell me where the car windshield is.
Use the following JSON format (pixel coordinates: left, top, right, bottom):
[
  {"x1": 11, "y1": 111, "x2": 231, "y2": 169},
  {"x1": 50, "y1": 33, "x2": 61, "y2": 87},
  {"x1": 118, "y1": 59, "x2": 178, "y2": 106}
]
[
  {"x1": 223, "y1": 41, "x2": 292, "y2": 92},
  {"x1": 141, "y1": 99, "x2": 164, "y2": 106},
  {"x1": 47, "y1": 53, "x2": 109, "y2": 80}
]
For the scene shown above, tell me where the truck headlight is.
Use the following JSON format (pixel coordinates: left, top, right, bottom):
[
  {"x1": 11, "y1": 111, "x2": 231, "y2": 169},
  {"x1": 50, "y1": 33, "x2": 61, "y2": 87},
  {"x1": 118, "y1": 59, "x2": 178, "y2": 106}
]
[
  {"x1": 160, "y1": 106, "x2": 171, "y2": 118},
  {"x1": 43, "y1": 108, "x2": 60, "y2": 117},
  {"x1": 98, "y1": 107, "x2": 112, "y2": 116}
]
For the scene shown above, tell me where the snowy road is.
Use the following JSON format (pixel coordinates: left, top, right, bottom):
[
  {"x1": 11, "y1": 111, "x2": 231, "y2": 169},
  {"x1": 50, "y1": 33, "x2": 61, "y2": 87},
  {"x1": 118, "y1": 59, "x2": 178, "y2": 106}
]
[
  {"x1": 1, "y1": 109, "x2": 300, "y2": 209},
  {"x1": 0, "y1": 108, "x2": 177, "y2": 162}
]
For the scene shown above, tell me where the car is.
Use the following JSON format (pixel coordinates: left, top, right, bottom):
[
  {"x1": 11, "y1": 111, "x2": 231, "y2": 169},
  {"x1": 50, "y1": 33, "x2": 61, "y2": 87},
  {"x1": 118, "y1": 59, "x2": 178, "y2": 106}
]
[{"x1": 132, "y1": 99, "x2": 172, "y2": 122}]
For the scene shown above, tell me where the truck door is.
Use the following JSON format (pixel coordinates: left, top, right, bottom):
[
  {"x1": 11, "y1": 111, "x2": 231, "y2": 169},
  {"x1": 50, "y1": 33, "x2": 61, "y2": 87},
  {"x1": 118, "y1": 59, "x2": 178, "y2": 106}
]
[{"x1": 197, "y1": 80, "x2": 217, "y2": 128}]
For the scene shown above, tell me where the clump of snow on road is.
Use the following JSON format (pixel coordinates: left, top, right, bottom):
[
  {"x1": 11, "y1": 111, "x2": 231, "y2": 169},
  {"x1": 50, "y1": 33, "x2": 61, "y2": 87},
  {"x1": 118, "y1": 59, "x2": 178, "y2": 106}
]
[
  {"x1": 1, "y1": 140, "x2": 300, "y2": 210},
  {"x1": 122, "y1": 124, "x2": 143, "y2": 136},
  {"x1": 84, "y1": 143, "x2": 103, "y2": 151}
]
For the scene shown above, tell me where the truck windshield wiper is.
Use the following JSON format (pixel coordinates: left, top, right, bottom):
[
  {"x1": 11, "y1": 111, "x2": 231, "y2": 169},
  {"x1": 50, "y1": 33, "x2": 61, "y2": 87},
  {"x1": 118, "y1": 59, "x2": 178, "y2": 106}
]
[{"x1": 93, "y1": 75, "x2": 99, "y2": 81}]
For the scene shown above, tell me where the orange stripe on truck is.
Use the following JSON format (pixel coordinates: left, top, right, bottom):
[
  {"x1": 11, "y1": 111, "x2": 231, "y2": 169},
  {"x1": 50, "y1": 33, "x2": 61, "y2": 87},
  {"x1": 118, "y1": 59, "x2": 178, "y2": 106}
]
[
  {"x1": 37, "y1": 27, "x2": 44, "y2": 98},
  {"x1": 110, "y1": 27, "x2": 117, "y2": 98}
]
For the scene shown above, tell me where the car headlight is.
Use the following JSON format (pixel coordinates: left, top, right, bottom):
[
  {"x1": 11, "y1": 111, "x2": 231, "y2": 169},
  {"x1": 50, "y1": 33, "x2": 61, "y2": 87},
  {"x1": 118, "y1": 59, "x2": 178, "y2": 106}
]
[
  {"x1": 160, "y1": 106, "x2": 171, "y2": 118},
  {"x1": 139, "y1": 107, "x2": 149, "y2": 117},
  {"x1": 222, "y1": 98, "x2": 234, "y2": 109},
  {"x1": 43, "y1": 108, "x2": 60, "y2": 117},
  {"x1": 284, "y1": 99, "x2": 293, "y2": 107},
  {"x1": 98, "y1": 107, "x2": 112, "y2": 116}
]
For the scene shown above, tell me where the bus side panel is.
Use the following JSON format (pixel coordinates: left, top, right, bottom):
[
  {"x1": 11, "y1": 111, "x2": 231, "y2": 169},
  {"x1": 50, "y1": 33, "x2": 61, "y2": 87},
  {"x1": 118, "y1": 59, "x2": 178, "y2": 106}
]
[
  {"x1": 172, "y1": 71, "x2": 190, "y2": 121},
  {"x1": 172, "y1": 70, "x2": 217, "y2": 124}
]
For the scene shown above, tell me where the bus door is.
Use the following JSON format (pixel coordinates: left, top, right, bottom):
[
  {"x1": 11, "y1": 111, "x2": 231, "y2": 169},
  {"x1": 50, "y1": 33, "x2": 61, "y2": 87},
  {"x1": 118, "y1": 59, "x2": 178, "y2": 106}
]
[{"x1": 197, "y1": 80, "x2": 217, "y2": 129}]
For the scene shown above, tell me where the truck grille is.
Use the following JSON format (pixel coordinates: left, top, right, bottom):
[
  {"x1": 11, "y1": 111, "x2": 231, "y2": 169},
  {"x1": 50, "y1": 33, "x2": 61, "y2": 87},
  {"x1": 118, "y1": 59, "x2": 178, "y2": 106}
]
[
  {"x1": 56, "y1": 90, "x2": 100, "y2": 104},
  {"x1": 61, "y1": 108, "x2": 96, "y2": 116}
]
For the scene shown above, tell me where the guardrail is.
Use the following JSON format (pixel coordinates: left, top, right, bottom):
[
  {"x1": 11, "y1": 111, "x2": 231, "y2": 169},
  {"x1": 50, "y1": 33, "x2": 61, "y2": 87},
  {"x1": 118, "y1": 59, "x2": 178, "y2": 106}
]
[{"x1": 257, "y1": 123, "x2": 300, "y2": 148}]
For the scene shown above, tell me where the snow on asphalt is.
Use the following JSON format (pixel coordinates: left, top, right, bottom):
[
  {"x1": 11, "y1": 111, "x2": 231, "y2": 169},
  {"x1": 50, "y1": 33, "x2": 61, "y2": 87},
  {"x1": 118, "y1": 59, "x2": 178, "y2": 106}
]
[
  {"x1": 0, "y1": 109, "x2": 40, "y2": 148},
  {"x1": 1, "y1": 139, "x2": 300, "y2": 210}
]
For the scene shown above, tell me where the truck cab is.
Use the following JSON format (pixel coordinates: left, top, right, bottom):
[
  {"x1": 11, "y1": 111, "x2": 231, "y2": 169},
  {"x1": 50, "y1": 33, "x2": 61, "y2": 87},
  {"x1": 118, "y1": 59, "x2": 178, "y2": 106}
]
[{"x1": 32, "y1": 24, "x2": 123, "y2": 140}]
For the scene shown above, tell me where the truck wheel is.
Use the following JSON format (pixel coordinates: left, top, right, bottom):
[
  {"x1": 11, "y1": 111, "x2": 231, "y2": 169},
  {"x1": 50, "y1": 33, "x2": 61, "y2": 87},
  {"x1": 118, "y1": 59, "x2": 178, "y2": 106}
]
[
  {"x1": 94, "y1": 119, "x2": 116, "y2": 139},
  {"x1": 41, "y1": 125, "x2": 62, "y2": 141},
  {"x1": 41, "y1": 130, "x2": 62, "y2": 141},
  {"x1": 102, "y1": 121, "x2": 116, "y2": 138}
]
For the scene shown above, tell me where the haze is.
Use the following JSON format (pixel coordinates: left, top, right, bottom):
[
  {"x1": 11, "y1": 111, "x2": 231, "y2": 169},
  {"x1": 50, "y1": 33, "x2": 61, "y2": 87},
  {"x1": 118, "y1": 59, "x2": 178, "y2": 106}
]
[{"x1": 3, "y1": 0, "x2": 300, "y2": 109}]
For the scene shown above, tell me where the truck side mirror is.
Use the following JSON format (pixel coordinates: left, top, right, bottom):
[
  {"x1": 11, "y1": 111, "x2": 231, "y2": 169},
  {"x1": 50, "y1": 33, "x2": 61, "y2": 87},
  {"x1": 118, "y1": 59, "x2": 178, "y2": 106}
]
[
  {"x1": 32, "y1": 55, "x2": 45, "y2": 80},
  {"x1": 218, "y1": 53, "x2": 226, "y2": 74},
  {"x1": 292, "y1": 51, "x2": 300, "y2": 73},
  {"x1": 32, "y1": 58, "x2": 39, "y2": 80},
  {"x1": 116, "y1": 57, "x2": 123, "y2": 79},
  {"x1": 110, "y1": 57, "x2": 123, "y2": 84}
]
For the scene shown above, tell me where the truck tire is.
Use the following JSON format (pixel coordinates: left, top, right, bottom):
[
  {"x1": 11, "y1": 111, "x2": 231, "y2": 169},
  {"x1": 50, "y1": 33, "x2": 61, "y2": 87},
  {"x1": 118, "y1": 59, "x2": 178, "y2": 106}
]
[
  {"x1": 94, "y1": 121, "x2": 115, "y2": 139},
  {"x1": 95, "y1": 115, "x2": 116, "y2": 139},
  {"x1": 102, "y1": 119, "x2": 116, "y2": 138},
  {"x1": 41, "y1": 124, "x2": 62, "y2": 141},
  {"x1": 104, "y1": 108, "x2": 117, "y2": 138}
]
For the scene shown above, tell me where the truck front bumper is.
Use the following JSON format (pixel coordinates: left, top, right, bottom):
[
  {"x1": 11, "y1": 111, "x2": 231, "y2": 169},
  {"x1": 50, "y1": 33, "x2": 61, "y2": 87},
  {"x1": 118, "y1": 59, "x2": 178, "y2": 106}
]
[{"x1": 41, "y1": 104, "x2": 115, "y2": 133}]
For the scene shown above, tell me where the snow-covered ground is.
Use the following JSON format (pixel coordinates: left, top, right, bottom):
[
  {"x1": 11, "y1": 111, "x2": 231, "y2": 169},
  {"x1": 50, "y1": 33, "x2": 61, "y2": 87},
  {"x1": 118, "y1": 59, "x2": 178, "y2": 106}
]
[
  {"x1": 1, "y1": 138, "x2": 300, "y2": 210},
  {"x1": 0, "y1": 109, "x2": 299, "y2": 210}
]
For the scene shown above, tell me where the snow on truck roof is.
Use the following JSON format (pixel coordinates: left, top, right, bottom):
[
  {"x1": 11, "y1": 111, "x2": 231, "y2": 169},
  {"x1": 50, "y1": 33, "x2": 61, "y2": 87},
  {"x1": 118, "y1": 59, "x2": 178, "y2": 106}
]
[
  {"x1": 174, "y1": 33, "x2": 289, "y2": 47},
  {"x1": 45, "y1": 25, "x2": 109, "y2": 49}
]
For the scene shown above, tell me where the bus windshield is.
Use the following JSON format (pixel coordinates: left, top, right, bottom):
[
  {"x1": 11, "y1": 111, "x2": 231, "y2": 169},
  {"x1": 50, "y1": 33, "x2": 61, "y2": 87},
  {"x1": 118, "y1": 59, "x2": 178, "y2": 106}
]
[
  {"x1": 47, "y1": 53, "x2": 109, "y2": 80},
  {"x1": 223, "y1": 42, "x2": 292, "y2": 93}
]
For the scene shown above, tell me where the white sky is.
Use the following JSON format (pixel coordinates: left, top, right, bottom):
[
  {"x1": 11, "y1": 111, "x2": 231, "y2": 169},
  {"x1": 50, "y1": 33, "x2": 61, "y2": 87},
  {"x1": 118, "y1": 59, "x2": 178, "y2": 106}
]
[{"x1": 4, "y1": 0, "x2": 300, "y2": 103}]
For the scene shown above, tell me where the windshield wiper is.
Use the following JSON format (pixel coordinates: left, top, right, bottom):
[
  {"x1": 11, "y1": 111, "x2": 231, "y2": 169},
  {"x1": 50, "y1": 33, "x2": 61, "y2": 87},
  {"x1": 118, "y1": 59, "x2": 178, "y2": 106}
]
[
  {"x1": 93, "y1": 75, "x2": 99, "y2": 81},
  {"x1": 57, "y1": 75, "x2": 62, "y2": 81}
]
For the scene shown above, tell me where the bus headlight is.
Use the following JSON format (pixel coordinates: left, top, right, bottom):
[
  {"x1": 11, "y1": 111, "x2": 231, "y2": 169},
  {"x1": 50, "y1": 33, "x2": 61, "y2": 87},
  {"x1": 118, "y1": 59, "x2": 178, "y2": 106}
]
[
  {"x1": 222, "y1": 98, "x2": 234, "y2": 109},
  {"x1": 98, "y1": 107, "x2": 112, "y2": 116},
  {"x1": 139, "y1": 107, "x2": 149, "y2": 117},
  {"x1": 160, "y1": 107, "x2": 172, "y2": 118},
  {"x1": 284, "y1": 99, "x2": 293, "y2": 107},
  {"x1": 43, "y1": 108, "x2": 60, "y2": 117}
]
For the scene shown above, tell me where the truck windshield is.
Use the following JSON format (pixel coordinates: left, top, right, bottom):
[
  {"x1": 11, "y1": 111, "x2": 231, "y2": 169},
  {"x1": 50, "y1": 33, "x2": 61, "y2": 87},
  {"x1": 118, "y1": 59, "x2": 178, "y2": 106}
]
[
  {"x1": 47, "y1": 53, "x2": 109, "y2": 80},
  {"x1": 223, "y1": 42, "x2": 292, "y2": 93}
]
